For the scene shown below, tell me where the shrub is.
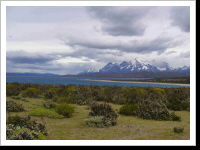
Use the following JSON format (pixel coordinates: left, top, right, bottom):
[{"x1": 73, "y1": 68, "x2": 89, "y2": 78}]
[
  {"x1": 6, "y1": 100, "x2": 25, "y2": 112},
  {"x1": 167, "y1": 101, "x2": 190, "y2": 111},
  {"x1": 119, "y1": 104, "x2": 138, "y2": 116},
  {"x1": 89, "y1": 103, "x2": 116, "y2": 117},
  {"x1": 85, "y1": 116, "x2": 105, "y2": 128},
  {"x1": 86, "y1": 103, "x2": 118, "y2": 127},
  {"x1": 43, "y1": 101, "x2": 57, "y2": 109},
  {"x1": 29, "y1": 107, "x2": 64, "y2": 119},
  {"x1": 6, "y1": 125, "x2": 46, "y2": 140},
  {"x1": 55, "y1": 103, "x2": 75, "y2": 118},
  {"x1": 173, "y1": 127, "x2": 184, "y2": 133},
  {"x1": 21, "y1": 88, "x2": 41, "y2": 98},
  {"x1": 6, "y1": 115, "x2": 48, "y2": 140},
  {"x1": 137, "y1": 99, "x2": 181, "y2": 121},
  {"x1": 6, "y1": 84, "x2": 21, "y2": 96},
  {"x1": 170, "y1": 112, "x2": 181, "y2": 121},
  {"x1": 44, "y1": 88, "x2": 58, "y2": 100},
  {"x1": 7, "y1": 115, "x2": 30, "y2": 127}
]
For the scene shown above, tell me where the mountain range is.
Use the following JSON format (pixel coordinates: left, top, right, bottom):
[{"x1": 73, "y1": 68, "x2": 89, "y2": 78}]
[{"x1": 79, "y1": 59, "x2": 190, "y2": 74}]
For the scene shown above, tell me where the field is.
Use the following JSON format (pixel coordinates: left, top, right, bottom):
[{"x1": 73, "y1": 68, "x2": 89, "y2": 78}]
[{"x1": 6, "y1": 97, "x2": 190, "y2": 140}]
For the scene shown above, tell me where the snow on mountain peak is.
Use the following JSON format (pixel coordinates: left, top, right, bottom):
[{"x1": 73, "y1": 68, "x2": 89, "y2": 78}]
[{"x1": 78, "y1": 59, "x2": 190, "y2": 74}]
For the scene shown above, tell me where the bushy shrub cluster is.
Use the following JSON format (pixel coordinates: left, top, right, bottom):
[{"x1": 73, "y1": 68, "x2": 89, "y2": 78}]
[
  {"x1": 21, "y1": 88, "x2": 41, "y2": 98},
  {"x1": 55, "y1": 103, "x2": 75, "y2": 118},
  {"x1": 6, "y1": 115, "x2": 47, "y2": 140},
  {"x1": 119, "y1": 100, "x2": 181, "y2": 121},
  {"x1": 119, "y1": 104, "x2": 138, "y2": 116},
  {"x1": 6, "y1": 83, "x2": 21, "y2": 96},
  {"x1": 85, "y1": 103, "x2": 118, "y2": 127},
  {"x1": 6, "y1": 100, "x2": 25, "y2": 112},
  {"x1": 43, "y1": 101, "x2": 57, "y2": 109},
  {"x1": 167, "y1": 99, "x2": 190, "y2": 111},
  {"x1": 7, "y1": 83, "x2": 190, "y2": 111},
  {"x1": 6, "y1": 125, "x2": 46, "y2": 140},
  {"x1": 136, "y1": 99, "x2": 181, "y2": 121},
  {"x1": 44, "y1": 88, "x2": 58, "y2": 100}
]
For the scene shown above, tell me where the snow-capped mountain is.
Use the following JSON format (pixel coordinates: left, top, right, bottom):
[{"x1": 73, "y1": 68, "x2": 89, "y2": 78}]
[
  {"x1": 171, "y1": 65, "x2": 190, "y2": 73},
  {"x1": 99, "y1": 59, "x2": 160, "y2": 73},
  {"x1": 78, "y1": 68, "x2": 98, "y2": 74},
  {"x1": 78, "y1": 59, "x2": 190, "y2": 74}
]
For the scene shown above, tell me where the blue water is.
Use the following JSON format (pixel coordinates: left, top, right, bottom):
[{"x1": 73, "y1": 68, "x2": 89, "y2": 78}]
[{"x1": 6, "y1": 76, "x2": 190, "y2": 88}]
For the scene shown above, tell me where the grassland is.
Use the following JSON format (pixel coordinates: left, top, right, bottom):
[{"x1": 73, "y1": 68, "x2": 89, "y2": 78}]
[{"x1": 6, "y1": 97, "x2": 190, "y2": 140}]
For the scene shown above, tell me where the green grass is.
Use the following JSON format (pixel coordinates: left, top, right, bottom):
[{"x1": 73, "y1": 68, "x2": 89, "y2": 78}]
[
  {"x1": 6, "y1": 97, "x2": 190, "y2": 140},
  {"x1": 29, "y1": 107, "x2": 64, "y2": 119}
]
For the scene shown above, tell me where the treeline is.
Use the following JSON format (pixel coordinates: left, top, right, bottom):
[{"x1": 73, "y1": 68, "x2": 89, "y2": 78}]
[{"x1": 6, "y1": 82, "x2": 190, "y2": 111}]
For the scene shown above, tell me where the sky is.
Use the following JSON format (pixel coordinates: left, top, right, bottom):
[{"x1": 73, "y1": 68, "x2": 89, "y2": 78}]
[{"x1": 6, "y1": 6, "x2": 190, "y2": 75}]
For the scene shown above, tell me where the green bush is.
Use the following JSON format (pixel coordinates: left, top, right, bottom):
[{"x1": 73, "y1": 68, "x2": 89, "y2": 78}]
[
  {"x1": 6, "y1": 125, "x2": 46, "y2": 140},
  {"x1": 85, "y1": 116, "x2": 105, "y2": 128},
  {"x1": 137, "y1": 99, "x2": 181, "y2": 121},
  {"x1": 7, "y1": 115, "x2": 29, "y2": 127},
  {"x1": 29, "y1": 107, "x2": 64, "y2": 119},
  {"x1": 119, "y1": 104, "x2": 138, "y2": 116},
  {"x1": 43, "y1": 101, "x2": 57, "y2": 109},
  {"x1": 167, "y1": 101, "x2": 190, "y2": 111},
  {"x1": 6, "y1": 100, "x2": 25, "y2": 112},
  {"x1": 173, "y1": 127, "x2": 184, "y2": 133},
  {"x1": 6, "y1": 84, "x2": 21, "y2": 96},
  {"x1": 44, "y1": 88, "x2": 58, "y2": 100},
  {"x1": 6, "y1": 115, "x2": 48, "y2": 140},
  {"x1": 87, "y1": 103, "x2": 118, "y2": 127},
  {"x1": 21, "y1": 88, "x2": 41, "y2": 98},
  {"x1": 55, "y1": 103, "x2": 75, "y2": 118}
]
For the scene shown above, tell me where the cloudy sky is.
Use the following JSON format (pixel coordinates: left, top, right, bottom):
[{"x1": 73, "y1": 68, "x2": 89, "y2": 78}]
[{"x1": 6, "y1": 6, "x2": 190, "y2": 75}]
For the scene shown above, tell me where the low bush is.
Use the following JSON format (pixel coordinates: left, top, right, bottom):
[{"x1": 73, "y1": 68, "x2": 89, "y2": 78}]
[
  {"x1": 6, "y1": 125, "x2": 46, "y2": 140},
  {"x1": 21, "y1": 88, "x2": 41, "y2": 98},
  {"x1": 29, "y1": 107, "x2": 64, "y2": 119},
  {"x1": 137, "y1": 99, "x2": 181, "y2": 121},
  {"x1": 43, "y1": 101, "x2": 57, "y2": 109},
  {"x1": 167, "y1": 101, "x2": 190, "y2": 111},
  {"x1": 173, "y1": 127, "x2": 184, "y2": 133},
  {"x1": 85, "y1": 116, "x2": 106, "y2": 128},
  {"x1": 6, "y1": 115, "x2": 47, "y2": 140},
  {"x1": 6, "y1": 100, "x2": 25, "y2": 112},
  {"x1": 119, "y1": 104, "x2": 138, "y2": 116},
  {"x1": 6, "y1": 84, "x2": 21, "y2": 96},
  {"x1": 55, "y1": 103, "x2": 75, "y2": 118},
  {"x1": 44, "y1": 88, "x2": 58, "y2": 100},
  {"x1": 86, "y1": 103, "x2": 118, "y2": 127}
]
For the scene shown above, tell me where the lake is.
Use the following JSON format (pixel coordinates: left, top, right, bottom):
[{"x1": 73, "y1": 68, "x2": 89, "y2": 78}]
[{"x1": 6, "y1": 76, "x2": 190, "y2": 88}]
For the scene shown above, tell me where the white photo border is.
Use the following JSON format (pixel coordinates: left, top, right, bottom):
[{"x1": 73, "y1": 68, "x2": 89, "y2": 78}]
[{"x1": 1, "y1": 0, "x2": 196, "y2": 146}]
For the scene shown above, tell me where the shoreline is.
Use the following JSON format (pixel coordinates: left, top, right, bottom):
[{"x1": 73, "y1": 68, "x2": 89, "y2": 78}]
[{"x1": 81, "y1": 79, "x2": 190, "y2": 86}]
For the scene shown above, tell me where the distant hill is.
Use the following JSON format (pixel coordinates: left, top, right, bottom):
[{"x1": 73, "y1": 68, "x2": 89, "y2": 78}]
[{"x1": 6, "y1": 72, "x2": 59, "y2": 76}]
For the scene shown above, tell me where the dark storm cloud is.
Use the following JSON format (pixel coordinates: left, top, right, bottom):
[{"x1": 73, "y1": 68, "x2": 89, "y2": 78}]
[
  {"x1": 6, "y1": 50, "x2": 55, "y2": 64},
  {"x1": 87, "y1": 6, "x2": 153, "y2": 36},
  {"x1": 65, "y1": 35, "x2": 183, "y2": 55},
  {"x1": 170, "y1": 6, "x2": 190, "y2": 32}
]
